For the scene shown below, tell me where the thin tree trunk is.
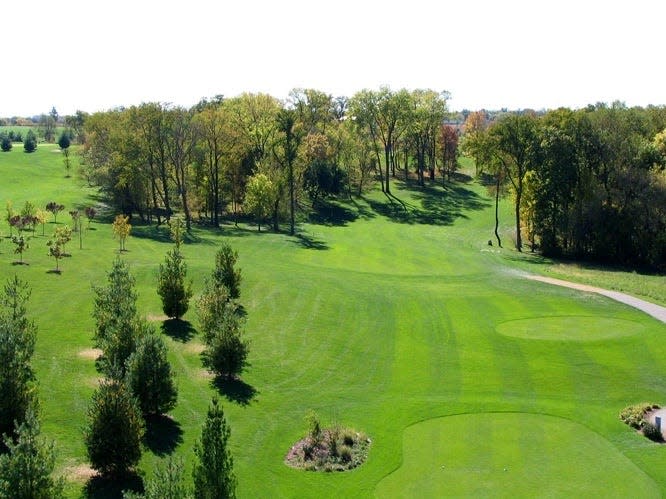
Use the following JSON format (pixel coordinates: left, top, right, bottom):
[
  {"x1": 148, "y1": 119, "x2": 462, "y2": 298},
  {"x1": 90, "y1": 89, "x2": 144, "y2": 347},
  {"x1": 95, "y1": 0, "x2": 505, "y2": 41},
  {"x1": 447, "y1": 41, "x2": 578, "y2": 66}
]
[
  {"x1": 514, "y1": 188, "x2": 522, "y2": 251},
  {"x1": 384, "y1": 145, "x2": 391, "y2": 194},
  {"x1": 495, "y1": 173, "x2": 502, "y2": 248}
]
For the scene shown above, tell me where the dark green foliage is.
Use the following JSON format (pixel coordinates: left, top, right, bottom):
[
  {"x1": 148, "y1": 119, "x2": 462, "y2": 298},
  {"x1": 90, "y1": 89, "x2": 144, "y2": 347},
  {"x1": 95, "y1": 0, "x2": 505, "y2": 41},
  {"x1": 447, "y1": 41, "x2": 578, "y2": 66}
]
[
  {"x1": 642, "y1": 421, "x2": 664, "y2": 442},
  {"x1": 122, "y1": 456, "x2": 189, "y2": 499},
  {"x1": 93, "y1": 258, "x2": 137, "y2": 346},
  {"x1": 125, "y1": 334, "x2": 177, "y2": 416},
  {"x1": 93, "y1": 259, "x2": 145, "y2": 378},
  {"x1": 202, "y1": 323, "x2": 249, "y2": 379},
  {"x1": 198, "y1": 244, "x2": 248, "y2": 378},
  {"x1": 0, "y1": 276, "x2": 36, "y2": 443},
  {"x1": 0, "y1": 135, "x2": 11, "y2": 152},
  {"x1": 84, "y1": 379, "x2": 144, "y2": 476},
  {"x1": 303, "y1": 159, "x2": 346, "y2": 205},
  {"x1": 23, "y1": 130, "x2": 37, "y2": 153},
  {"x1": 197, "y1": 282, "x2": 248, "y2": 379},
  {"x1": 157, "y1": 247, "x2": 193, "y2": 320},
  {"x1": 526, "y1": 107, "x2": 665, "y2": 267},
  {"x1": 56, "y1": 131, "x2": 70, "y2": 150},
  {"x1": 212, "y1": 244, "x2": 242, "y2": 300},
  {"x1": 192, "y1": 398, "x2": 236, "y2": 499},
  {"x1": 0, "y1": 408, "x2": 64, "y2": 499}
]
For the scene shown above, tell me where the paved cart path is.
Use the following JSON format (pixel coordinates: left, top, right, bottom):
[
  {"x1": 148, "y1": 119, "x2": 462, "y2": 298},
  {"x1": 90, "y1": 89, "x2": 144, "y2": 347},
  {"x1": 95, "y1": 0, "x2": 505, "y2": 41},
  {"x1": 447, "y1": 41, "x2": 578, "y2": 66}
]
[{"x1": 526, "y1": 275, "x2": 666, "y2": 324}]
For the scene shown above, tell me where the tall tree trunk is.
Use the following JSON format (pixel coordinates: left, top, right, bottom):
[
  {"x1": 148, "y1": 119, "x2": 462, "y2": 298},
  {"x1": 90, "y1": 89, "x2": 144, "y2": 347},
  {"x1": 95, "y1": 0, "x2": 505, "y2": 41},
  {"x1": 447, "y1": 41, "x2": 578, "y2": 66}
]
[
  {"x1": 384, "y1": 145, "x2": 391, "y2": 194},
  {"x1": 514, "y1": 187, "x2": 522, "y2": 252},
  {"x1": 495, "y1": 173, "x2": 502, "y2": 247}
]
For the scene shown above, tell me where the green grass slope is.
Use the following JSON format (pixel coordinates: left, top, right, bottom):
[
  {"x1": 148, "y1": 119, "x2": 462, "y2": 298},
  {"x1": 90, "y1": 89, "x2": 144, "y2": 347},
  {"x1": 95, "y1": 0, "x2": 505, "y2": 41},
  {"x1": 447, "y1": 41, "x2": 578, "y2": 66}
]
[{"x1": 0, "y1": 149, "x2": 665, "y2": 498}]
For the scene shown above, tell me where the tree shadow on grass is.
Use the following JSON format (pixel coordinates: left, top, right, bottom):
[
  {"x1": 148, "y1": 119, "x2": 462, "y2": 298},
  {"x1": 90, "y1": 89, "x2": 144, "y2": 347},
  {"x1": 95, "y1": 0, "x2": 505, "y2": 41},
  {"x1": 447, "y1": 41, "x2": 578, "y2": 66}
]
[
  {"x1": 307, "y1": 199, "x2": 359, "y2": 226},
  {"x1": 363, "y1": 180, "x2": 490, "y2": 226},
  {"x1": 84, "y1": 471, "x2": 143, "y2": 499},
  {"x1": 143, "y1": 414, "x2": 183, "y2": 457},
  {"x1": 212, "y1": 375, "x2": 258, "y2": 406},
  {"x1": 161, "y1": 319, "x2": 196, "y2": 342},
  {"x1": 292, "y1": 232, "x2": 329, "y2": 250}
]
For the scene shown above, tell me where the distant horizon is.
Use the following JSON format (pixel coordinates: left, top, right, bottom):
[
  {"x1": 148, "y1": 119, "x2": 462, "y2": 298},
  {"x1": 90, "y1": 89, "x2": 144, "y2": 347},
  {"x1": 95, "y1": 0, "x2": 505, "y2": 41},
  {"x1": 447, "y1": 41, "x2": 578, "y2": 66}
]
[
  {"x1": 3, "y1": 92, "x2": 664, "y2": 120},
  {"x1": 2, "y1": 0, "x2": 664, "y2": 118}
]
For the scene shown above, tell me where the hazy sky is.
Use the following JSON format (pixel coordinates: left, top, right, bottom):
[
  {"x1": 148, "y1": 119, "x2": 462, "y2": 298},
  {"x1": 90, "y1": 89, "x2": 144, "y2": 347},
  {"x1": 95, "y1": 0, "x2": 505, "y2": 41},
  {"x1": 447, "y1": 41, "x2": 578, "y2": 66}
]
[{"x1": 2, "y1": 0, "x2": 664, "y2": 116}]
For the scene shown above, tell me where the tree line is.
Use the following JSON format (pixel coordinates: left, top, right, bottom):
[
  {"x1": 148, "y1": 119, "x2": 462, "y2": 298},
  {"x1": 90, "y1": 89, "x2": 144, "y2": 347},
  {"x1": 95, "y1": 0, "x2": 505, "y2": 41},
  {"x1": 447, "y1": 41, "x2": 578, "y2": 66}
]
[
  {"x1": 463, "y1": 103, "x2": 666, "y2": 269},
  {"x1": 80, "y1": 88, "x2": 458, "y2": 234}
]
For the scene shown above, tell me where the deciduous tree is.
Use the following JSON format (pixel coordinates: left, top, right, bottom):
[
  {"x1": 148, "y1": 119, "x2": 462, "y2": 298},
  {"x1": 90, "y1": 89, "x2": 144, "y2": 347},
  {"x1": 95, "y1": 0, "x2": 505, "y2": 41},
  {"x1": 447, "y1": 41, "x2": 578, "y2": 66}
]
[
  {"x1": 45, "y1": 202, "x2": 64, "y2": 224},
  {"x1": 112, "y1": 214, "x2": 131, "y2": 252},
  {"x1": 244, "y1": 173, "x2": 274, "y2": 231}
]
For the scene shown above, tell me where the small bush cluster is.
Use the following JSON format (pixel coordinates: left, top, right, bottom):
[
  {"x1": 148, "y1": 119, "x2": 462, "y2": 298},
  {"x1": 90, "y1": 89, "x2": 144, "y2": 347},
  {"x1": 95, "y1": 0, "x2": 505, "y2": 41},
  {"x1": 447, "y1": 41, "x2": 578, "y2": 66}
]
[
  {"x1": 285, "y1": 412, "x2": 371, "y2": 472},
  {"x1": 619, "y1": 402, "x2": 660, "y2": 429},
  {"x1": 619, "y1": 402, "x2": 664, "y2": 443},
  {"x1": 642, "y1": 421, "x2": 664, "y2": 442}
]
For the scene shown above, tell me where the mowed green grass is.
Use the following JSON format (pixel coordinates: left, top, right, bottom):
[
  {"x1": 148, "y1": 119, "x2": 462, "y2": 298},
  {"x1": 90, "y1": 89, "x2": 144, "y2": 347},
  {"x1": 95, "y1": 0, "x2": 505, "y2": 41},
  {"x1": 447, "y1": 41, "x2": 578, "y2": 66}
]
[
  {"x1": 1, "y1": 147, "x2": 665, "y2": 497},
  {"x1": 375, "y1": 413, "x2": 660, "y2": 497}
]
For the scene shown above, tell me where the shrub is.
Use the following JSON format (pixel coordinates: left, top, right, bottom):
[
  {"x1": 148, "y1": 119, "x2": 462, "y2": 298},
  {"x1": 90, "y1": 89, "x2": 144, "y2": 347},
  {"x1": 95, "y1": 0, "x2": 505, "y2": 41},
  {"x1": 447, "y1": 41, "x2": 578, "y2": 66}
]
[
  {"x1": 0, "y1": 135, "x2": 11, "y2": 152},
  {"x1": 306, "y1": 411, "x2": 322, "y2": 443},
  {"x1": 642, "y1": 421, "x2": 663, "y2": 442},
  {"x1": 339, "y1": 445, "x2": 353, "y2": 463},
  {"x1": 619, "y1": 402, "x2": 659, "y2": 429}
]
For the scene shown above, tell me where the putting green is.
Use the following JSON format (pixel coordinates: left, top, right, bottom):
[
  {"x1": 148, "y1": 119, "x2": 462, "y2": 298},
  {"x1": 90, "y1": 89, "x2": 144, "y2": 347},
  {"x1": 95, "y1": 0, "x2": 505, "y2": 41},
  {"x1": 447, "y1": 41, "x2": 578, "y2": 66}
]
[
  {"x1": 375, "y1": 413, "x2": 659, "y2": 498},
  {"x1": 496, "y1": 316, "x2": 645, "y2": 341}
]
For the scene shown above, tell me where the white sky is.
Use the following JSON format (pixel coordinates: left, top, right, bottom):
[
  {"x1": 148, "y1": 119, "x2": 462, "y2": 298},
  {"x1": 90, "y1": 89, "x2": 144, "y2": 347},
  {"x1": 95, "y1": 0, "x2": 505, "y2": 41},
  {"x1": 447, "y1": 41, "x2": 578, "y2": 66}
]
[{"x1": 2, "y1": 0, "x2": 664, "y2": 116}]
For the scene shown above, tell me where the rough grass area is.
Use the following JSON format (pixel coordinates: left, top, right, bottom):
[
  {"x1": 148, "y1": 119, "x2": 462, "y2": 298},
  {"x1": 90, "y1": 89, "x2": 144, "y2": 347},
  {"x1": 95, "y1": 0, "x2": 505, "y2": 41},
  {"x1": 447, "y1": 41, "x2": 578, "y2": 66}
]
[{"x1": 285, "y1": 427, "x2": 371, "y2": 472}]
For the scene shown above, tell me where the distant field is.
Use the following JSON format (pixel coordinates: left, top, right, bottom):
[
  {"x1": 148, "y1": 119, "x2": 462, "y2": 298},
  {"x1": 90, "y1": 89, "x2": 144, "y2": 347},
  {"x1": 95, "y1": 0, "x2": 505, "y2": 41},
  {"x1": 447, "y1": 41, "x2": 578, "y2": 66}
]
[
  {"x1": 0, "y1": 124, "x2": 67, "y2": 142},
  {"x1": 1, "y1": 148, "x2": 665, "y2": 497}
]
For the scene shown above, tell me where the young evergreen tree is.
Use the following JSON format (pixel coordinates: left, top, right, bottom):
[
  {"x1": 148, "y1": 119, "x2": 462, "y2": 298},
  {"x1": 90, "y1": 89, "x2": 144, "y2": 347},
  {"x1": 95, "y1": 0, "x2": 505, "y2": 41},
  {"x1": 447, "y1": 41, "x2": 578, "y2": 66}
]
[
  {"x1": 0, "y1": 135, "x2": 11, "y2": 152},
  {"x1": 84, "y1": 379, "x2": 144, "y2": 476},
  {"x1": 201, "y1": 319, "x2": 249, "y2": 380},
  {"x1": 157, "y1": 248, "x2": 193, "y2": 320},
  {"x1": 125, "y1": 333, "x2": 177, "y2": 416},
  {"x1": 0, "y1": 408, "x2": 64, "y2": 499},
  {"x1": 92, "y1": 259, "x2": 145, "y2": 378},
  {"x1": 23, "y1": 131, "x2": 37, "y2": 153},
  {"x1": 0, "y1": 276, "x2": 37, "y2": 443},
  {"x1": 212, "y1": 244, "x2": 242, "y2": 300},
  {"x1": 93, "y1": 258, "x2": 137, "y2": 343},
  {"x1": 196, "y1": 281, "x2": 248, "y2": 379},
  {"x1": 192, "y1": 398, "x2": 236, "y2": 499},
  {"x1": 122, "y1": 456, "x2": 189, "y2": 499}
]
